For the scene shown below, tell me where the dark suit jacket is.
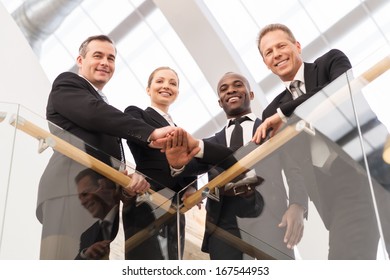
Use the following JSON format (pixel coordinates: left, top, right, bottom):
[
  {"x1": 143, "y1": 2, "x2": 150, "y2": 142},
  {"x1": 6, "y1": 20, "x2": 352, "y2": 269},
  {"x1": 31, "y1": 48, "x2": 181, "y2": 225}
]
[
  {"x1": 38, "y1": 72, "x2": 155, "y2": 221},
  {"x1": 260, "y1": 49, "x2": 379, "y2": 229},
  {"x1": 261, "y1": 49, "x2": 352, "y2": 224},
  {"x1": 201, "y1": 118, "x2": 308, "y2": 254},
  {"x1": 75, "y1": 212, "x2": 120, "y2": 260},
  {"x1": 124, "y1": 106, "x2": 197, "y2": 193}
]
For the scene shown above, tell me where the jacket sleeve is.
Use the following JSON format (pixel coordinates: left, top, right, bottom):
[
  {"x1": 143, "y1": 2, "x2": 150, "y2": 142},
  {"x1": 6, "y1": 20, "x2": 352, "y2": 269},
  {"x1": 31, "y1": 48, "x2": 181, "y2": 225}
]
[{"x1": 48, "y1": 72, "x2": 155, "y2": 144}]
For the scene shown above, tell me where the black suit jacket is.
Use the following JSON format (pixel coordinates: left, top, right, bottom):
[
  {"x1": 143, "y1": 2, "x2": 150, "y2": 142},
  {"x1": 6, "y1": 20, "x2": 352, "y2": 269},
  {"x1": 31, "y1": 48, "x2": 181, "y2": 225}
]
[
  {"x1": 38, "y1": 72, "x2": 156, "y2": 221},
  {"x1": 124, "y1": 106, "x2": 196, "y2": 193},
  {"x1": 201, "y1": 118, "x2": 308, "y2": 253},
  {"x1": 75, "y1": 213, "x2": 119, "y2": 260},
  {"x1": 260, "y1": 49, "x2": 374, "y2": 227}
]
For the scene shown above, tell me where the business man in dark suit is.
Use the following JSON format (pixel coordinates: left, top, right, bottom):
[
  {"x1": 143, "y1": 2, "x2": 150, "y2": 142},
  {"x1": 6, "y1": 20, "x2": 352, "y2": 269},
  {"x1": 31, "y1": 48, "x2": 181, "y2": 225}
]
[
  {"x1": 253, "y1": 23, "x2": 380, "y2": 259},
  {"x1": 38, "y1": 35, "x2": 175, "y2": 259},
  {"x1": 201, "y1": 72, "x2": 309, "y2": 259},
  {"x1": 164, "y1": 72, "x2": 308, "y2": 259}
]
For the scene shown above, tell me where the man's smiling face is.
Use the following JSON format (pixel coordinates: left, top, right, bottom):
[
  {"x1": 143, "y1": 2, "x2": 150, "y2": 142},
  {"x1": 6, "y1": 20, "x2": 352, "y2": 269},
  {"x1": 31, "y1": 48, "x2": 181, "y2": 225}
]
[
  {"x1": 217, "y1": 72, "x2": 253, "y2": 118},
  {"x1": 259, "y1": 29, "x2": 302, "y2": 82}
]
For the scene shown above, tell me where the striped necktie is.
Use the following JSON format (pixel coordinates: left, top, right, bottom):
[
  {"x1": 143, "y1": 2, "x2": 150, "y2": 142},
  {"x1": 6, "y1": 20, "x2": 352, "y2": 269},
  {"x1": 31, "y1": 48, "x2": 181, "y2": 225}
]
[
  {"x1": 98, "y1": 90, "x2": 109, "y2": 104},
  {"x1": 290, "y1": 80, "x2": 304, "y2": 99}
]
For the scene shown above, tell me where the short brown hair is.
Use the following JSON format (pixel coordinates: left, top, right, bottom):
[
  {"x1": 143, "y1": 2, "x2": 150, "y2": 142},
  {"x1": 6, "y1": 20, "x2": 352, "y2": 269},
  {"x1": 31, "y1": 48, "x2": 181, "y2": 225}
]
[{"x1": 78, "y1": 35, "x2": 116, "y2": 57}]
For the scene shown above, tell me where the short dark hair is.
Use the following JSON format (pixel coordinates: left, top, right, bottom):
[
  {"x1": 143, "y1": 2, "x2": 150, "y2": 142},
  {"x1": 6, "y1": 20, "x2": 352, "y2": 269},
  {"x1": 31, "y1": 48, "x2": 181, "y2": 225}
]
[
  {"x1": 78, "y1": 35, "x2": 116, "y2": 57},
  {"x1": 257, "y1": 23, "x2": 297, "y2": 55},
  {"x1": 217, "y1": 72, "x2": 251, "y2": 95}
]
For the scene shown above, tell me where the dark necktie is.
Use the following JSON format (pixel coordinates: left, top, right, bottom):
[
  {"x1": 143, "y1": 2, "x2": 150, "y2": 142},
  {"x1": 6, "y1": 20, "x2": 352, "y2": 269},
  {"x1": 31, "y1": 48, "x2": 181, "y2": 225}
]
[
  {"x1": 100, "y1": 220, "x2": 111, "y2": 240},
  {"x1": 229, "y1": 116, "x2": 248, "y2": 151},
  {"x1": 290, "y1": 80, "x2": 304, "y2": 98}
]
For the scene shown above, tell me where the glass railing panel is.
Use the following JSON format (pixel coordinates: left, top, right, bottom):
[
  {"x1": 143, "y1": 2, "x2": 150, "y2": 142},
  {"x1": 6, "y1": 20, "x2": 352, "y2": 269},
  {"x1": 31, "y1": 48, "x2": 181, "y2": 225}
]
[
  {"x1": 349, "y1": 49, "x2": 390, "y2": 259},
  {"x1": 0, "y1": 103, "x2": 20, "y2": 258},
  {"x1": 0, "y1": 104, "x2": 49, "y2": 259},
  {"x1": 0, "y1": 104, "x2": 178, "y2": 260},
  {"x1": 287, "y1": 50, "x2": 390, "y2": 260},
  {"x1": 177, "y1": 139, "x2": 301, "y2": 260}
]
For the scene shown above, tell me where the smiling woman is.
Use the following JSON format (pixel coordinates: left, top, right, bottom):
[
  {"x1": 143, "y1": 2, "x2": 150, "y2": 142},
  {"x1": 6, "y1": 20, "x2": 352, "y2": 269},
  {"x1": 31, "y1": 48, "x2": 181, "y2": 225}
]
[
  {"x1": 123, "y1": 66, "x2": 198, "y2": 260},
  {"x1": 147, "y1": 66, "x2": 180, "y2": 114}
]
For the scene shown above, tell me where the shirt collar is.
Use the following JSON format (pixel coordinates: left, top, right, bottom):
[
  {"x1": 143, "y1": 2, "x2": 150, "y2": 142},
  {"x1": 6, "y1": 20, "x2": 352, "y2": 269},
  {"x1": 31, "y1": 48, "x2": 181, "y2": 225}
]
[
  {"x1": 226, "y1": 112, "x2": 256, "y2": 128},
  {"x1": 283, "y1": 63, "x2": 305, "y2": 93},
  {"x1": 79, "y1": 74, "x2": 99, "y2": 92},
  {"x1": 150, "y1": 106, "x2": 174, "y2": 125},
  {"x1": 100, "y1": 204, "x2": 118, "y2": 225},
  {"x1": 150, "y1": 106, "x2": 168, "y2": 117}
]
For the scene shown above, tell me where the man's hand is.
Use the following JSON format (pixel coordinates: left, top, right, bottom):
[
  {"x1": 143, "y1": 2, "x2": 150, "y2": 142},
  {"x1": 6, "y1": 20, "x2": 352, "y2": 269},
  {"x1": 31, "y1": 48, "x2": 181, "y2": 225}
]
[
  {"x1": 251, "y1": 113, "x2": 283, "y2": 144},
  {"x1": 83, "y1": 240, "x2": 111, "y2": 259},
  {"x1": 122, "y1": 170, "x2": 151, "y2": 196},
  {"x1": 278, "y1": 204, "x2": 305, "y2": 249},
  {"x1": 181, "y1": 186, "x2": 202, "y2": 209},
  {"x1": 149, "y1": 126, "x2": 177, "y2": 149},
  {"x1": 165, "y1": 128, "x2": 200, "y2": 169}
]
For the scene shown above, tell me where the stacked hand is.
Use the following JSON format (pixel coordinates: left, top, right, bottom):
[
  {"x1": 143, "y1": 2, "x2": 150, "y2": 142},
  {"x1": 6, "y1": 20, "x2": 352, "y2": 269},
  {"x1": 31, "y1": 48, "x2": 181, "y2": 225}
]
[
  {"x1": 148, "y1": 126, "x2": 178, "y2": 149},
  {"x1": 163, "y1": 128, "x2": 200, "y2": 169}
]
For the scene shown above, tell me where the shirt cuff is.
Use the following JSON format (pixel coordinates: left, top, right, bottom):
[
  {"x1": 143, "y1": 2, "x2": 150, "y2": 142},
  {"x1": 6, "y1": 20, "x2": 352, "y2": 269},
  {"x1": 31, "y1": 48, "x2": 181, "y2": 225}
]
[
  {"x1": 195, "y1": 140, "x2": 204, "y2": 158},
  {"x1": 170, "y1": 165, "x2": 185, "y2": 177},
  {"x1": 276, "y1": 108, "x2": 288, "y2": 123},
  {"x1": 79, "y1": 248, "x2": 89, "y2": 259}
]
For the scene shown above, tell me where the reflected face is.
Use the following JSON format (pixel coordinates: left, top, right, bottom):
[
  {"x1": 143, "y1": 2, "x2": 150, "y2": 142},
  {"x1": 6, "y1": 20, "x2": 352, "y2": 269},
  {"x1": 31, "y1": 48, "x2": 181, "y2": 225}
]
[
  {"x1": 217, "y1": 73, "x2": 253, "y2": 118},
  {"x1": 259, "y1": 29, "x2": 302, "y2": 82},
  {"x1": 77, "y1": 39, "x2": 116, "y2": 90},
  {"x1": 147, "y1": 69, "x2": 179, "y2": 110},
  {"x1": 77, "y1": 176, "x2": 116, "y2": 219}
]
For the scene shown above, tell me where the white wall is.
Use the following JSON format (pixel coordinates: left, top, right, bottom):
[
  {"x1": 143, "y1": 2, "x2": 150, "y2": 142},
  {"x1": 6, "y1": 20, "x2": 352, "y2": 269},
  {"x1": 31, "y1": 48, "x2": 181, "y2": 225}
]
[
  {"x1": 0, "y1": 2, "x2": 52, "y2": 259},
  {"x1": 0, "y1": 3, "x2": 51, "y2": 115}
]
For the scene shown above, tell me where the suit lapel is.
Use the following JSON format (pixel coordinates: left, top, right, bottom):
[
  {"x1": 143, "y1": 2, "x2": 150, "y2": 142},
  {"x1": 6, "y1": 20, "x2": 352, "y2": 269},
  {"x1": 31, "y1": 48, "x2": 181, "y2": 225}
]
[
  {"x1": 76, "y1": 74, "x2": 104, "y2": 101},
  {"x1": 279, "y1": 88, "x2": 293, "y2": 104},
  {"x1": 214, "y1": 128, "x2": 227, "y2": 146},
  {"x1": 145, "y1": 107, "x2": 170, "y2": 127},
  {"x1": 303, "y1": 62, "x2": 318, "y2": 92}
]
